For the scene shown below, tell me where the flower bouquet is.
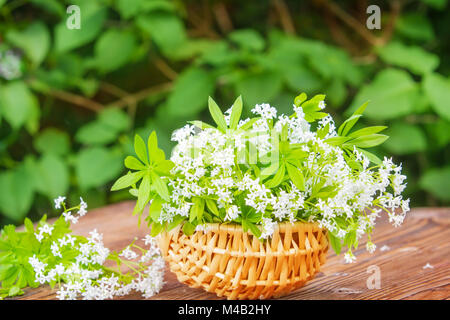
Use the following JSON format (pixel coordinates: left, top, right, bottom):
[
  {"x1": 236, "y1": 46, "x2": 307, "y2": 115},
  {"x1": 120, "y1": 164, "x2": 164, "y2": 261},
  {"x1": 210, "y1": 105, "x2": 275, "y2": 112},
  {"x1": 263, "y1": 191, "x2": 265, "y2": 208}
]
[{"x1": 111, "y1": 92, "x2": 410, "y2": 300}]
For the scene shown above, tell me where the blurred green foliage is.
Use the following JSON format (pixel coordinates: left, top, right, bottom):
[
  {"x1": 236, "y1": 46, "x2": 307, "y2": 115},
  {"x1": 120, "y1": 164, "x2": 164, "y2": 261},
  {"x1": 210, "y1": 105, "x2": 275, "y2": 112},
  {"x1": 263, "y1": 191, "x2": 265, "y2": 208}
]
[{"x1": 0, "y1": 0, "x2": 449, "y2": 227}]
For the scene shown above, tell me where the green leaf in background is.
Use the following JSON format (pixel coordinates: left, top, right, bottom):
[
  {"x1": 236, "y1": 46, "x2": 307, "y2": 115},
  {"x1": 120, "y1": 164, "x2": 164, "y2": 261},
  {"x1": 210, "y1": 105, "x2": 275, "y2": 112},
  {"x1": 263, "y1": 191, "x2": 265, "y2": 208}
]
[
  {"x1": 34, "y1": 128, "x2": 71, "y2": 155},
  {"x1": 0, "y1": 165, "x2": 34, "y2": 221},
  {"x1": 137, "y1": 11, "x2": 187, "y2": 56},
  {"x1": 420, "y1": 0, "x2": 448, "y2": 10},
  {"x1": 396, "y1": 13, "x2": 435, "y2": 41},
  {"x1": 6, "y1": 21, "x2": 50, "y2": 66},
  {"x1": 98, "y1": 108, "x2": 130, "y2": 132},
  {"x1": 383, "y1": 122, "x2": 427, "y2": 155},
  {"x1": 95, "y1": 30, "x2": 137, "y2": 73},
  {"x1": 75, "y1": 147, "x2": 123, "y2": 190},
  {"x1": 423, "y1": 73, "x2": 450, "y2": 121},
  {"x1": 348, "y1": 69, "x2": 418, "y2": 120},
  {"x1": 425, "y1": 120, "x2": 450, "y2": 148},
  {"x1": 115, "y1": 0, "x2": 144, "y2": 18},
  {"x1": 228, "y1": 29, "x2": 265, "y2": 51},
  {"x1": 29, "y1": 0, "x2": 65, "y2": 17},
  {"x1": 235, "y1": 70, "x2": 283, "y2": 107},
  {"x1": 54, "y1": 4, "x2": 106, "y2": 53},
  {"x1": 34, "y1": 154, "x2": 69, "y2": 199},
  {"x1": 75, "y1": 122, "x2": 118, "y2": 145},
  {"x1": 166, "y1": 67, "x2": 215, "y2": 117},
  {"x1": 0, "y1": 81, "x2": 39, "y2": 130},
  {"x1": 76, "y1": 108, "x2": 129, "y2": 145},
  {"x1": 419, "y1": 166, "x2": 450, "y2": 201},
  {"x1": 377, "y1": 42, "x2": 439, "y2": 75}
]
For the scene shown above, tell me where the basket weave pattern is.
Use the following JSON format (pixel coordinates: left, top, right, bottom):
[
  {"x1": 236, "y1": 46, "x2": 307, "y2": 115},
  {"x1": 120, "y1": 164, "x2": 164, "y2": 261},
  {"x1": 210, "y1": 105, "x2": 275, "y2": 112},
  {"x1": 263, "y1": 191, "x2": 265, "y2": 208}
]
[{"x1": 157, "y1": 222, "x2": 329, "y2": 300}]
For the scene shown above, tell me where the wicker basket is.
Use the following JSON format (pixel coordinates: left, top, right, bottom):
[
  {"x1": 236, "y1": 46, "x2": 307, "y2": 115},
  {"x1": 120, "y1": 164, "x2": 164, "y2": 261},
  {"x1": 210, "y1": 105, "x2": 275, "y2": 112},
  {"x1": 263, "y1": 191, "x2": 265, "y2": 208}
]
[{"x1": 157, "y1": 221, "x2": 329, "y2": 300}]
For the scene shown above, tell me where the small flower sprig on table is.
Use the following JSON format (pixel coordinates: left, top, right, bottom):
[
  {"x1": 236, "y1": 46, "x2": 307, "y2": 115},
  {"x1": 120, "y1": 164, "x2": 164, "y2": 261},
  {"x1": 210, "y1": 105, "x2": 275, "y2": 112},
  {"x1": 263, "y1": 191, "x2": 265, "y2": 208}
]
[{"x1": 0, "y1": 197, "x2": 165, "y2": 300}]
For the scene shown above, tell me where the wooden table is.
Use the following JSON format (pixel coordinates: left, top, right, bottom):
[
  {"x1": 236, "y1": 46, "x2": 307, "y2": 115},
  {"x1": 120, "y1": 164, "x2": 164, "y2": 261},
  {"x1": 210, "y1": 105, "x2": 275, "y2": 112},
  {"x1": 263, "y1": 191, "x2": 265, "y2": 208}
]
[{"x1": 14, "y1": 202, "x2": 450, "y2": 300}]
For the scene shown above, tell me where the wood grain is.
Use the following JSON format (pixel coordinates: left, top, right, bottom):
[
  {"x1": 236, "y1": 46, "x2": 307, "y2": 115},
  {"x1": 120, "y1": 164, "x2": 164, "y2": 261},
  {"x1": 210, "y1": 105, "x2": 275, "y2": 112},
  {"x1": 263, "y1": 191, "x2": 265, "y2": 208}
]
[{"x1": 12, "y1": 202, "x2": 450, "y2": 300}]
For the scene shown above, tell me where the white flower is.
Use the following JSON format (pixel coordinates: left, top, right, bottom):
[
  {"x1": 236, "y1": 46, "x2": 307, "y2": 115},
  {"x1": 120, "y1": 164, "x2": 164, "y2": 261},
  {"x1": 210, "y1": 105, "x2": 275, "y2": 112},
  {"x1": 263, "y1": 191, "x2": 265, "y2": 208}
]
[
  {"x1": 366, "y1": 242, "x2": 376, "y2": 254},
  {"x1": 344, "y1": 251, "x2": 356, "y2": 264},
  {"x1": 54, "y1": 196, "x2": 66, "y2": 209}
]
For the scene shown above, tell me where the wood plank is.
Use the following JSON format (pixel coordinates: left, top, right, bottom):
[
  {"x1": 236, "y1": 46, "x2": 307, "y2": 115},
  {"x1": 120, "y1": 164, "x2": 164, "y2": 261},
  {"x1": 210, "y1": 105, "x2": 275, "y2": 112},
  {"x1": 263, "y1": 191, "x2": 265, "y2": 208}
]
[{"x1": 11, "y1": 202, "x2": 450, "y2": 300}]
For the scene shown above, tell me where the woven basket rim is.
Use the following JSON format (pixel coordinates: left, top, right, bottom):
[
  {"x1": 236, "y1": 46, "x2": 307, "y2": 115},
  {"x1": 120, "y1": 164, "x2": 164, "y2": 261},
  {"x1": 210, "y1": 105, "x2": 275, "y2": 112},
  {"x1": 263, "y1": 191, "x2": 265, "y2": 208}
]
[{"x1": 173, "y1": 220, "x2": 325, "y2": 235}]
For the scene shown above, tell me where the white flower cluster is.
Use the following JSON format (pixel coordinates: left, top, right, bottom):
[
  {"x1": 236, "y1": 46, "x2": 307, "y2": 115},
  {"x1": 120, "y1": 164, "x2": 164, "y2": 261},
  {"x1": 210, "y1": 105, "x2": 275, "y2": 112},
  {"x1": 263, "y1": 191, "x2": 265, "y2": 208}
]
[
  {"x1": 161, "y1": 100, "x2": 410, "y2": 261},
  {"x1": 28, "y1": 197, "x2": 165, "y2": 300}
]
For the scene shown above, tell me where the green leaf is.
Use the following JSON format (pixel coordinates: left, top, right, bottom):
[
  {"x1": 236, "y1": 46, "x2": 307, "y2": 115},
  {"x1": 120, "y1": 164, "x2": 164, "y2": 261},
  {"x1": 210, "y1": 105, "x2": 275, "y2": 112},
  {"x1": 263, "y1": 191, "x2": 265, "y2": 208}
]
[
  {"x1": 124, "y1": 156, "x2": 146, "y2": 171},
  {"x1": 75, "y1": 121, "x2": 118, "y2": 145},
  {"x1": 347, "y1": 126, "x2": 387, "y2": 138},
  {"x1": 396, "y1": 13, "x2": 435, "y2": 41},
  {"x1": 420, "y1": 0, "x2": 447, "y2": 10},
  {"x1": 0, "y1": 81, "x2": 39, "y2": 130},
  {"x1": 111, "y1": 171, "x2": 145, "y2": 191},
  {"x1": 34, "y1": 154, "x2": 69, "y2": 199},
  {"x1": 338, "y1": 102, "x2": 368, "y2": 136},
  {"x1": 24, "y1": 218, "x2": 34, "y2": 233},
  {"x1": 423, "y1": 73, "x2": 450, "y2": 121},
  {"x1": 155, "y1": 160, "x2": 174, "y2": 176},
  {"x1": 188, "y1": 120, "x2": 216, "y2": 130},
  {"x1": 286, "y1": 163, "x2": 305, "y2": 191},
  {"x1": 344, "y1": 134, "x2": 389, "y2": 148},
  {"x1": 419, "y1": 166, "x2": 450, "y2": 201},
  {"x1": 0, "y1": 165, "x2": 34, "y2": 221},
  {"x1": 6, "y1": 21, "x2": 50, "y2": 66},
  {"x1": 34, "y1": 128, "x2": 71, "y2": 155},
  {"x1": 189, "y1": 197, "x2": 205, "y2": 223},
  {"x1": 150, "y1": 172, "x2": 170, "y2": 202},
  {"x1": 148, "y1": 131, "x2": 164, "y2": 163},
  {"x1": 205, "y1": 199, "x2": 220, "y2": 217},
  {"x1": 377, "y1": 42, "x2": 439, "y2": 75},
  {"x1": 383, "y1": 122, "x2": 427, "y2": 155},
  {"x1": 166, "y1": 67, "x2": 215, "y2": 117},
  {"x1": 228, "y1": 29, "x2": 265, "y2": 51},
  {"x1": 235, "y1": 70, "x2": 283, "y2": 107},
  {"x1": 116, "y1": 0, "x2": 144, "y2": 18},
  {"x1": 54, "y1": 5, "x2": 106, "y2": 53},
  {"x1": 182, "y1": 221, "x2": 196, "y2": 236},
  {"x1": 208, "y1": 97, "x2": 227, "y2": 131},
  {"x1": 357, "y1": 148, "x2": 382, "y2": 165},
  {"x1": 76, "y1": 147, "x2": 123, "y2": 190},
  {"x1": 246, "y1": 221, "x2": 262, "y2": 238},
  {"x1": 325, "y1": 136, "x2": 352, "y2": 146},
  {"x1": 265, "y1": 163, "x2": 286, "y2": 188},
  {"x1": 347, "y1": 69, "x2": 418, "y2": 120},
  {"x1": 136, "y1": 174, "x2": 151, "y2": 212},
  {"x1": 150, "y1": 222, "x2": 164, "y2": 237},
  {"x1": 95, "y1": 29, "x2": 137, "y2": 73},
  {"x1": 98, "y1": 108, "x2": 130, "y2": 132},
  {"x1": 229, "y1": 96, "x2": 243, "y2": 129},
  {"x1": 136, "y1": 11, "x2": 186, "y2": 56},
  {"x1": 134, "y1": 134, "x2": 149, "y2": 165},
  {"x1": 149, "y1": 198, "x2": 163, "y2": 223},
  {"x1": 328, "y1": 232, "x2": 342, "y2": 255}
]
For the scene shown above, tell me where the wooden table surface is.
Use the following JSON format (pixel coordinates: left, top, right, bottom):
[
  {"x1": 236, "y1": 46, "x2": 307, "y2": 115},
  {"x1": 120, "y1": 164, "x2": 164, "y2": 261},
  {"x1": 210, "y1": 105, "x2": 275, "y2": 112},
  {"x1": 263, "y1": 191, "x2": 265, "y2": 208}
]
[{"x1": 13, "y1": 202, "x2": 450, "y2": 300}]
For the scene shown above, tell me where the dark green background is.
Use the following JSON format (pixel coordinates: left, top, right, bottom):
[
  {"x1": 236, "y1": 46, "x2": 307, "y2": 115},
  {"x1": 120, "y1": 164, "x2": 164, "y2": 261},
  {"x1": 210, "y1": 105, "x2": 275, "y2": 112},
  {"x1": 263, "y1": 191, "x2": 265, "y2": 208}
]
[{"x1": 0, "y1": 0, "x2": 449, "y2": 227}]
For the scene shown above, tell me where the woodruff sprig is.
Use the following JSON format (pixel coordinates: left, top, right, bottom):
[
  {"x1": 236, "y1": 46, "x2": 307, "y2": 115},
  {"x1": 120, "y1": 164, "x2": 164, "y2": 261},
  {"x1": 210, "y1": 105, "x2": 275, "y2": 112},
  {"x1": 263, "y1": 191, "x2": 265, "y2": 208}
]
[
  {"x1": 112, "y1": 92, "x2": 410, "y2": 264},
  {"x1": 0, "y1": 197, "x2": 164, "y2": 299}
]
